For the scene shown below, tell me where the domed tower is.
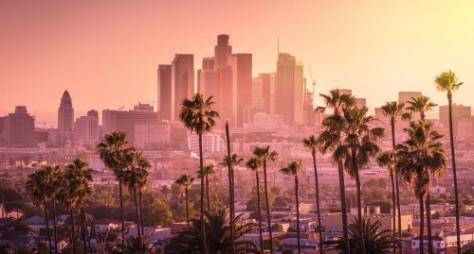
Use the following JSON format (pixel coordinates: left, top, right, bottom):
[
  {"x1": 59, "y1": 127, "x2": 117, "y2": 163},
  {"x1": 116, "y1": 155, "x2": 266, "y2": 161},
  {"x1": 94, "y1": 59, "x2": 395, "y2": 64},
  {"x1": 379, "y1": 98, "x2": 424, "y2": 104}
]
[{"x1": 58, "y1": 90, "x2": 74, "y2": 132}]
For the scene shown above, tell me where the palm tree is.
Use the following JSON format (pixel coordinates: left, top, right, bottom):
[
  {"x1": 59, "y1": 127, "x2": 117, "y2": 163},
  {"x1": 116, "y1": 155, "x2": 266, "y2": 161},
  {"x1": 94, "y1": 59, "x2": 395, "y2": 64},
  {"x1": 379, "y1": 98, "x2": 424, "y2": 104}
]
[
  {"x1": 280, "y1": 160, "x2": 303, "y2": 254},
  {"x1": 136, "y1": 154, "x2": 150, "y2": 236},
  {"x1": 435, "y1": 70, "x2": 463, "y2": 254},
  {"x1": 123, "y1": 149, "x2": 143, "y2": 238},
  {"x1": 198, "y1": 164, "x2": 216, "y2": 211},
  {"x1": 381, "y1": 101, "x2": 405, "y2": 254},
  {"x1": 26, "y1": 170, "x2": 53, "y2": 254},
  {"x1": 164, "y1": 208, "x2": 258, "y2": 254},
  {"x1": 175, "y1": 174, "x2": 195, "y2": 224},
  {"x1": 42, "y1": 165, "x2": 62, "y2": 254},
  {"x1": 64, "y1": 159, "x2": 94, "y2": 254},
  {"x1": 405, "y1": 95, "x2": 437, "y2": 252},
  {"x1": 396, "y1": 121, "x2": 446, "y2": 254},
  {"x1": 97, "y1": 131, "x2": 129, "y2": 252},
  {"x1": 246, "y1": 157, "x2": 264, "y2": 254},
  {"x1": 329, "y1": 218, "x2": 394, "y2": 253},
  {"x1": 253, "y1": 145, "x2": 278, "y2": 254},
  {"x1": 336, "y1": 106, "x2": 384, "y2": 254},
  {"x1": 180, "y1": 93, "x2": 219, "y2": 254},
  {"x1": 303, "y1": 135, "x2": 324, "y2": 254},
  {"x1": 317, "y1": 89, "x2": 356, "y2": 253},
  {"x1": 222, "y1": 153, "x2": 242, "y2": 253}
]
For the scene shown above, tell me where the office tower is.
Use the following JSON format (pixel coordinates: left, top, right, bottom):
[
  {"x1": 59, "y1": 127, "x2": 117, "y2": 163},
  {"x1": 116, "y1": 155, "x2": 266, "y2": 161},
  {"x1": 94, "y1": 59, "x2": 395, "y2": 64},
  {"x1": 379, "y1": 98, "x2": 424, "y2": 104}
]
[
  {"x1": 2, "y1": 106, "x2": 36, "y2": 147},
  {"x1": 439, "y1": 104, "x2": 471, "y2": 136},
  {"x1": 276, "y1": 53, "x2": 305, "y2": 125},
  {"x1": 102, "y1": 103, "x2": 159, "y2": 145},
  {"x1": 198, "y1": 57, "x2": 218, "y2": 99},
  {"x1": 134, "y1": 121, "x2": 171, "y2": 149},
  {"x1": 58, "y1": 90, "x2": 74, "y2": 132},
  {"x1": 214, "y1": 34, "x2": 232, "y2": 69},
  {"x1": 253, "y1": 73, "x2": 276, "y2": 114},
  {"x1": 158, "y1": 64, "x2": 172, "y2": 121},
  {"x1": 398, "y1": 91, "x2": 422, "y2": 104},
  {"x1": 229, "y1": 53, "x2": 252, "y2": 126},
  {"x1": 171, "y1": 54, "x2": 194, "y2": 121},
  {"x1": 74, "y1": 110, "x2": 99, "y2": 144},
  {"x1": 187, "y1": 133, "x2": 224, "y2": 153}
]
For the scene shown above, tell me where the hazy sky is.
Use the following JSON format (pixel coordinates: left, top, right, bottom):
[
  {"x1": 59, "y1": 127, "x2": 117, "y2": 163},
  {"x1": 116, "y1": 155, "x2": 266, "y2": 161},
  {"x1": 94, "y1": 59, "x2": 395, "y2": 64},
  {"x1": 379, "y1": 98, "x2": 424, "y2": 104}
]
[{"x1": 1, "y1": 0, "x2": 473, "y2": 126}]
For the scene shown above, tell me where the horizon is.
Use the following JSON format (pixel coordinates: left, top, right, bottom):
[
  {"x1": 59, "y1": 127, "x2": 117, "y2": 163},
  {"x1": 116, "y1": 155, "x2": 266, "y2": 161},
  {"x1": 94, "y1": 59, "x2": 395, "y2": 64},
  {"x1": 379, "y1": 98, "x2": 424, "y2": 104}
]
[{"x1": 1, "y1": 0, "x2": 474, "y2": 127}]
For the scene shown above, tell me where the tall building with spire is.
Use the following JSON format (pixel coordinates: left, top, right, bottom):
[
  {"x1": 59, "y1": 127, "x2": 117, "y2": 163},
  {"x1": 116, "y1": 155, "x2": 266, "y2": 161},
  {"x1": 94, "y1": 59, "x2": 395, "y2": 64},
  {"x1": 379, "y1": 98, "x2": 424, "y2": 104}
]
[{"x1": 58, "y1": 90, "x2": 74, "y2": 132}]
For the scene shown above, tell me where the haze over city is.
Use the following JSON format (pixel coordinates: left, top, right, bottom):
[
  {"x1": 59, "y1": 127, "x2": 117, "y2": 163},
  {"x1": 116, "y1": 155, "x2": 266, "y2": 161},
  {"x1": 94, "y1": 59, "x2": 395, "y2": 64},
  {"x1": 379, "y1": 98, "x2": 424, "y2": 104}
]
[{"x1": 2, "y1": 0, "x2": 474, "y2": 126}]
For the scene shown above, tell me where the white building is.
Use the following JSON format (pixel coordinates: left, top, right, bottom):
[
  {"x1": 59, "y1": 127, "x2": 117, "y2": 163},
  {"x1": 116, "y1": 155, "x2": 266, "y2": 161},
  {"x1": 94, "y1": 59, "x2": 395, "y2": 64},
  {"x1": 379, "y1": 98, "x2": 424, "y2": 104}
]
[{"x1": 187, "y1": 133, "x2": 223, "y2": 153}]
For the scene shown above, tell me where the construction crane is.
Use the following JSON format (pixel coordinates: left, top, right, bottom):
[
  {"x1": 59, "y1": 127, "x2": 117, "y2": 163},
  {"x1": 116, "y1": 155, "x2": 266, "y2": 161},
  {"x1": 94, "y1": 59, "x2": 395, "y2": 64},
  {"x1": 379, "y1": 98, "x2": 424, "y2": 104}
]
[{"x1": 308, "y1": 67, "x2": 316, "y2": 94}]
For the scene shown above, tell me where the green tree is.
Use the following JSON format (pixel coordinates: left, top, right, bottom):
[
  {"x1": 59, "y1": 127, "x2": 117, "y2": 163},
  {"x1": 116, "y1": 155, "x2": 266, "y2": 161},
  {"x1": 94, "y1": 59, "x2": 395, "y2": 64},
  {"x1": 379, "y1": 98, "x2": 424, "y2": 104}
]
[
  {"x1": 253, "y1": 145, "x2": 278, "y2": 254},
  {"x1": 381, "y1": 100, "x2": 405, "y2": 254},
  {"x1": 435, "y1": 70, "x2": 463, "y2": 254},
  {"x1": 180, "y1": 93, "x2": 219, "y2": 254},
  {"x1": 246, "y1": 157, "x2": 264, "y2": 253},
  {"x1": 317, "y1": 89, "x2": 355, "y2": 253},
  {"x1": 97, "y1": 131, "x2": 129, "y2": 252},
  {"x1": 396, "y1": 121, "x2": 446, "y2": 254},
  {"x1": 303, "y1": 135, "x2": 324, "y2": 254},
  {"x1": 280, "y1": 160, "x2": 303, "y2": 254},
  {"x1": 175, "y1": 173, "x2": 195, "y2": 224}
]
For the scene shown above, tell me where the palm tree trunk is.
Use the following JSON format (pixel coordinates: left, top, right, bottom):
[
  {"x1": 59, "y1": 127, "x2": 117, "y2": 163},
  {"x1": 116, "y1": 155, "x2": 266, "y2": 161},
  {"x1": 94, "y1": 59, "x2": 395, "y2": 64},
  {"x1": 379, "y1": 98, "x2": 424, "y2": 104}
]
[
  {"x1": 225, "y1": 122, "x2": 236, "y2": 254},
  {"x1": 52, "y1": 199, "x2": 59, "y2": 254},
  {"x1": 419, "y1": 194, "x2": 424, "y2": 254},
  {"x1": 448, "y1": 94, "x2": 461, "y2": 254},
  {"x1": 312, "y1": 149, "x2": 324, "y2": 254},
  {"x1": 426, "y1": 192, "x2": 433, "y2": 253},
  {"x1": 118, "y1": 181, "x2": 125, "y2": 253},
  {"x1": 263, "y1": 160, "x2": 273, "y2": 254},
  {"x1": 44, "y1": 203, "x2": 53, "y2": 254},
  {"x1": 69, "y1": 206, "x2": 77, "y2": 254},
  {"x1": 354, "y1": 169, "x2": 367, "y2": 254},
  {"x1": 206, "y1": 175, "x2": 211, "y2": 211},
  {"x1": 337, "y1": 160, "x2": 350, "y2": 254},
  {"x1": 389, "y1": 171, "x2": 397, "y2": 254},
  {"x1": 185, "y1": 186, "x2": 190, "y2": 224},
  {"x1": 198, "y1": 132, "x2": 209, "y2": 254},
  {"x1": 256, "y1": 170, "x2": 264, "y2": 254},
  {"x1": 80, "y1": 207, "x2": 88, "y2": 254},
  {"x1": 295, "y1": 174, "x2": 301, "y2": 254},
  {"x1": 139, "y1": 189, "x2": 144, "y2": 236},
  {"x1": 133, "y1": 189, "x2": 142, "y2": 238},
  {"x1": 391, "y1": 118, "x2": 403, "y2": 254}
]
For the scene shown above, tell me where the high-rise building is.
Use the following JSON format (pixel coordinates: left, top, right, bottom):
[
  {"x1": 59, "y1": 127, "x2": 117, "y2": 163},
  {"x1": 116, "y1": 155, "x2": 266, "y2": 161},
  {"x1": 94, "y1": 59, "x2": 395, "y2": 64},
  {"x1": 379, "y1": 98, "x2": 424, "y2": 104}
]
[
  {"x1": 2, "y1": 106, "x2": 36, "y2": 147},
  {"x1": 276, "y1": 53, "x2": 304, "y2": 125},
  {"x1": 171, "y1": 54, "x2": 194, "y2": 121},
  {"x1": 439, "y1": 104, "x2": 471, "y2": 137},
  {"x1": 134, "y1": 121, "x2": 171, "y2": 149},
  {"x1": 214, "y1": 34, "x2": 232, "y2": 69},
  {"x1": 74, "y1": 110, "x2": 99, "y2": 144},
  {"x1": 398, "y1": 91, "x2": 422, "y2": 104},
  {"x1": 157, "y1": 64, "x2": 172, "y2": 121},
  {"x1": 229, "y1": 53, "x2": 252, "y2": 126},
  {"x1": 58, "y1": 90, "x2": 74, "y2": 132},
  {"x1": 102, "y1": 104, "x2": 158, "y2": 144}
]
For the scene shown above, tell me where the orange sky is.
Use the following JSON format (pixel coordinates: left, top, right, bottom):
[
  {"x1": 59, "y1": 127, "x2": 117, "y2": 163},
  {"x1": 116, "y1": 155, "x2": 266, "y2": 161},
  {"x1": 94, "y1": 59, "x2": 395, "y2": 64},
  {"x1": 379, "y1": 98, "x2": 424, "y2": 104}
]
[{"x1": 1, "y1": 0, "x2": 473, "y2": 126}]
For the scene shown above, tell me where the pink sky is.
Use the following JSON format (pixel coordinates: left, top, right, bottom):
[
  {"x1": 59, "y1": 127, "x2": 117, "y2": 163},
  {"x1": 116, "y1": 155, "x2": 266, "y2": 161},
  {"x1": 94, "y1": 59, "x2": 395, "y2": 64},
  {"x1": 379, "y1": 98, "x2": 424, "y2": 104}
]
[{"x1": 1, "y1": 0, "x2": 473, "y2": 127}]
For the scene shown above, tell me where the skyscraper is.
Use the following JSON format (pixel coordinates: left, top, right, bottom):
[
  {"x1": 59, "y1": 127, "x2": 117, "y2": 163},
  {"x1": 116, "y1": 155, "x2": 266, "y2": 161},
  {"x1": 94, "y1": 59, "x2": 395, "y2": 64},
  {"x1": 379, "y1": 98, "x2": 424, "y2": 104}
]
[
  {"x1": 74, "y1": 110, "x2": 99, "y2": 144},
  {"x1": 2, "y1": 106, "x2": 36, "y2": 147},
  {"x1": 58, "y1": 90, "x2": 74, "y2": 132},
  {"x1": 158, "y1": 64, "x2": 172, "y2": 120},
  {"x1": 171, "y1": 54, "x2": 194, "y2": 121},
  {"x1": 214, "y1": 34, "x2": 232, "y2": 69},
  {"x1": 439, "y1": 104, "x2": 471, "y2": 136},
  {"x1": 229, "y1": 53, "x2": 252, "y2": 126},
  {"x1": 276, "y1": 53, "x2": 304, "y2": 125}
]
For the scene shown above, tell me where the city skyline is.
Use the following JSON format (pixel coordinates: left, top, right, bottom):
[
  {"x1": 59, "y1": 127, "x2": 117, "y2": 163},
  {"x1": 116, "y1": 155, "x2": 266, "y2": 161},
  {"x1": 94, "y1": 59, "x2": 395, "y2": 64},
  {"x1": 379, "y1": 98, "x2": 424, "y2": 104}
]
[{"x1": 2, "y1": 1, "x2": 474, "y2": 126}]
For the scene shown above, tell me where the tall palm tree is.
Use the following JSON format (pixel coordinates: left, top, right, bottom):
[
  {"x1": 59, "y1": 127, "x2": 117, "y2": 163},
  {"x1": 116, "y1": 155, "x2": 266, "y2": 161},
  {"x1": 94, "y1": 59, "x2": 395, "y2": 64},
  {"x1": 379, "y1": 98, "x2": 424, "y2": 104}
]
[
  {"x1": 280, "y1": 160, "x2": 303, "y2": 254},
  {"x1": 26, "y1": 170, "x2": 53, "y2": 254},
  {"x1": 42, "y1": 165, "x2": 62, "y2": 254},
  {"x1": 303, "y1": 135, "x2": 324, "y2": 254},
  {"x1": 123, "y1": 148, "x2": 144, "y2": 238},
  {"x1": 246, "y1": 157, "x2": 264, "y2": 254},
  {"x1": 253, "y1": 145, "x2": 278, "y2": 254},
  {"x1": 136, "y1": 154, "x2": 150, "y2": 236},
  {"x1": 64, "y1": 159, "x2": 94, "y2": 254},
  {"x1": 317, "y1": 89, "x2": 356, "y2": 253},
  {"x1": 435, "y1": 70, "x2": 463, "y2": 254},
  {"x1": 222, "y1": 152, "x2": 242, "y2": 254},
  {"x1": 175, "y1": 174, "x2": 195, "y2": 224},
  {"x1": 335, "y1": 106, "x2": 384, "y2": 254},
  {"x1": 396, "y1": 121, "x2": 446, "y2": 254},
  {"x1": 381, "y1": 101, "x2": 405, "y2": 254},
  {"x1": 198, "y1": 164, "x2": 216, "y2": 211},
  {"x1": 405, "y1": 95, "x2": 437, "y2": 252},
  {"x1": 97, "y1": 131, "x2": 129, "y2": 252},
  {"x1": 180, "y1": 93, "x2": 219, "y2": 254}
]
